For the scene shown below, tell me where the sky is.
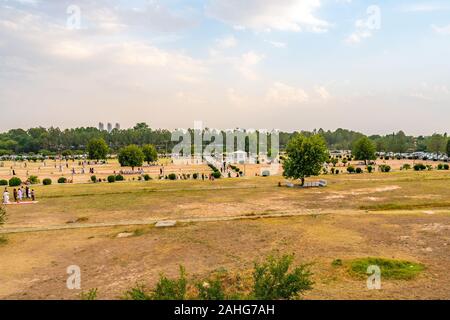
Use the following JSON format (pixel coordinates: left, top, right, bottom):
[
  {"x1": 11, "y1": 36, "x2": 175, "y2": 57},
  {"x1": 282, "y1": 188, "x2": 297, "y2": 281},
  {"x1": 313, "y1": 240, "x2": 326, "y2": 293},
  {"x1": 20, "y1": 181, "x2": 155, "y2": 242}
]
[{"x1": 0, "y1": 0, "x2": 449, "y2": 135}]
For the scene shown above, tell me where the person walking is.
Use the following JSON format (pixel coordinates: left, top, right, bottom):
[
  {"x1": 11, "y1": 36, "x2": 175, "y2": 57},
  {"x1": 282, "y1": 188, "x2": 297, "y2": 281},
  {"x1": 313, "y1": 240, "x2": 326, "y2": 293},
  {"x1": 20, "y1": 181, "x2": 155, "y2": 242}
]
[
  {"x1": 2, "y1": 188, "x2": 9, "y2": 204},
  {"x1": 17, "y1": 187, "x2": 23, "y2": 202},
  {"x1": 13, "y1": 188, "x2": 17, "y2": 202},
  {"x1": 31, "y1": 189, "x2": 35, "y2": 202}
]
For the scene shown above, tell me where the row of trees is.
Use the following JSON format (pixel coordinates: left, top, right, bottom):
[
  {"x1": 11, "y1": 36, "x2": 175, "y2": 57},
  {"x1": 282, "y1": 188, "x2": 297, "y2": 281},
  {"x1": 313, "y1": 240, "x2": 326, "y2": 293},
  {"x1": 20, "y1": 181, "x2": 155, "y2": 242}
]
[
  {"x1": 282, "y1": 134, "x2": 402, "y2": 186},
  {"x1": 86, "y1": 138, "x2": 158, "y2": 169},
  {"x1": 1, "y1": 124, "x2": 449, "y2": 156}
]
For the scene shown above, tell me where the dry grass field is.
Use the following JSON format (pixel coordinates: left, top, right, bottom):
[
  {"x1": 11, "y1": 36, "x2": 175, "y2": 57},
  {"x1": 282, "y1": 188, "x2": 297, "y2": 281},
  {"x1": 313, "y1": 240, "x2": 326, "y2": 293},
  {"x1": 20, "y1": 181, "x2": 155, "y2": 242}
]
[{"x1": 1, "y1": 162, "x2": 450, "y2": 300}]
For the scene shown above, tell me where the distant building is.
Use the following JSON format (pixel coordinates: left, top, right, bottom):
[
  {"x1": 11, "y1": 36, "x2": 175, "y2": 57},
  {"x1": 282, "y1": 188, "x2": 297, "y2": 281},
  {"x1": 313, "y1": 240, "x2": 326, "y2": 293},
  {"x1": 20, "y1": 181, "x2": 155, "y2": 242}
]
[
  {"x1": 107, "y1": 123, "x2": 113, "y2": 133},
  {"x1": 98, "y1": 122, "x2": 104, "y2": 131},
  {"x1": 115, "y1": 123, "x2": 121, "y2": 130}
]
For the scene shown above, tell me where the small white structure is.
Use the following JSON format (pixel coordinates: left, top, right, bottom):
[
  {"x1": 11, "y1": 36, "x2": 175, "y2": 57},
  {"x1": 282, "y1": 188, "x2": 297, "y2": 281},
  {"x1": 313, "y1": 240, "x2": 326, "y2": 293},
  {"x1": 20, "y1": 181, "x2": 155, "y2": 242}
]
[{"x1": 233, "y1": 150, "x2": 247, "y2": 164}]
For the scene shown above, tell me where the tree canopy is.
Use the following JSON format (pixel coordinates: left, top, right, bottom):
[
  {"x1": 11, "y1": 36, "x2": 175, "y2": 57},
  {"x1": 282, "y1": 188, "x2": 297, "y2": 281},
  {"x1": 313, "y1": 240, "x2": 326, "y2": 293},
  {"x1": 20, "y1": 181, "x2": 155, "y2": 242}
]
[
  {"x1": 142, "y1": 144, "x2": 158, "y2": 164},
  {"x1": 87, "y1": 138, "x2": 109, "y2": 161},
  {"x1": 118, "y1": 145, "x2": 144, "y2": 169},
  {"x1": 352, "y1": 137, "x2": 376, "y2": 164},
  {"x1": 282, "y1": 134, "x2": 328, "y2": 185}
]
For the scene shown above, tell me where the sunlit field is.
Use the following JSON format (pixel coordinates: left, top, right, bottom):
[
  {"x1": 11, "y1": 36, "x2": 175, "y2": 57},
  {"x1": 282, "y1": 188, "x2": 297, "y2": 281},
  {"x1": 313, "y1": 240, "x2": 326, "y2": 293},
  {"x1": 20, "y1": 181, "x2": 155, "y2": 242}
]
[{"x1": 1, "y1": 166, "x2": 449, "y2": 299}]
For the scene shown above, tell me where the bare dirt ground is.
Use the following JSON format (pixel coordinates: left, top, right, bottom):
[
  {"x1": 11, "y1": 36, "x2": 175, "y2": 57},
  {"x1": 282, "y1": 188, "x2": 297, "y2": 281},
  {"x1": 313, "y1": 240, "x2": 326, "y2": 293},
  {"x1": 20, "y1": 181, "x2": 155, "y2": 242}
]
[{"x1": 1, "y1": 170, "x2": 450, "y2": 300}]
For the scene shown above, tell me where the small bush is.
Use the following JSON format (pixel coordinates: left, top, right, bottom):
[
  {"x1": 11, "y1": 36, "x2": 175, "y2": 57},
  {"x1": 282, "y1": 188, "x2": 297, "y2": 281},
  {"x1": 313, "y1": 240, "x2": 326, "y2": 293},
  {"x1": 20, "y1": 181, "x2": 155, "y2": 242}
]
[
  {"x1": 193, "y1": 173, "x2": 198, "y2": 179},
  {"x1": 9, "y1": 177, "x2": 22, "y2": 187},
  {"x1": 367, "y1": 165, "x2": 373, "y2": 173},
  {"x1": 196, "y1": 278, "x2": 225, "y2": 300},
  {"x1": 42, "y1": 178, "x2": 52, "y2": 186},
  {"x1": 143, "y1": 174, "x2": 151, "y2": 181},
  {"x1": 80, "y1": 288, "x2": 98, "y2": 300},
  {"x1": 58, "y1": 177, "x2": 67, "y2": 184},
  {"x1": 115, "y1": 174, "x2": 125, "y2": 181},
  {"x1": 444, "y1": 164, "x2": 449, "y2": 170},
  {"x1": 347, "y1": 166, "x2": 355, "y2": 174},
  {"x1": 0, "y1": 180, "x2": 8, "y2": 186},
  {"x1": 107, "y1": 175, "x2": 116, "y2": 183},
  {"x1": 414, "y1": 163, "x2": 426, "y2": 171},
  {"x1": 124, "y1": 284, "x2": 151, "y2": 300},
  {"x1": 379, "y1": 165, "x2": 391, "y2": 173},
  {"x1": 152, "y1": 266, "x2": 187, "y2": 300},
  {"x1": 355, "y1": 167, "x2": 363, "y2": 174},
  {"x1": 168, "y1": 173, "x2": 177, "y2": 180},
  {"x1": 90, "y1": 175, "x2": 97, "y2": 183},
  {"x1": 212, "y1": 171, "x2": 222, "y2": 179},
  {"x1": 331, "y1": 259, "x2": 343, "y2": 267},
  {"x1": 252, "y1": 254, "x2": 313, "y2": 300},
  {"x1": 402, "y1": 164, "x2": 411, "y2": 170},
  {"x1": 28, "y1": 175, "x2": 40, "y2": 184}
]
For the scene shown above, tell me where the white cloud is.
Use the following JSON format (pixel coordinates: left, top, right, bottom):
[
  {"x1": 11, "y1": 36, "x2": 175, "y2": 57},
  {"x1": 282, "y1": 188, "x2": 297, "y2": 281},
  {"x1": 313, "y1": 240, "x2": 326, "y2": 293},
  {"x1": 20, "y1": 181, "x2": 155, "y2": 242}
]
[
  {"x1": 315, "y1": 86, "x2": 330, "y2": 100},
  {"x1": 216, "y1": 35, "x2": 238, "y2": 48},
  {"x1": 264, "y1": 39, "x2": 287, "y2": 48},
  {"x1": 267, "y1": 82, "x2": 309, "y2": 104},
  {"x1": 206, "y1": 0, "x2": 329, "y2": 33},
  {"x1": 432, "y1": 24, "x2": 450, "y2": 35},
  {"x1": 400, "y1": 3, "x2": 450, "y2": 12}
]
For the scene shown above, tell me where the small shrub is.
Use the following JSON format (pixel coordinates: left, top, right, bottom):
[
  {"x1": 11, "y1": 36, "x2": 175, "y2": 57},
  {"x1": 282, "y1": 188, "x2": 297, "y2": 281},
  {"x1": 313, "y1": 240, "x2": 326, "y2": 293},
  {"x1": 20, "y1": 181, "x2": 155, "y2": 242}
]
[
  {"x1": 379, "y1": 165, "x2": 391, "y2": 173},
  {"x1": 80, "y1": 288, "x2": 98, "y2": 300},
  {"x1": 355, "y1": 167, "x2": 363, "y2": 174},
  {"x1": 9, "y1": 177, "x2": 22, "y2": 187},
  {"x1": 168, "y1": 173, "x2": 177, "y2": 180},
  {"x1": 444, "y1": 164, "x2": 449, "y2": 170},
  {"x1": 107, "y1": 175, "x2": 116, "y2": 183},
  {"x1": 193, "y1": 173, "x2": 198, "y2": 179},
  {"x1": 115, "y1": 174, "x2": 125, "y2": 181},
  {"x1": 58, "y1": 177, "x2": 67, "y2": 184},
  {"x1": 367, "y1": 165, "x2": 373, "y2": 173},
  {"x1": 90, "y1": 175, "x2": 97, "y2": 183},
  {"x1": 212, "y1": 171, "x2": 222, "y2": 179},
  {"x1": 252, "y1": 254, "x2": 313, "y2": 300},
  {"x1": 331, "y1": 259, "x2": 343, "y2": 267},
  {"x1": 152, "y1": 266, "x2": 187, "y2": 300},
  {"x1": 414, "y1": 163, "x2": 426, "y2": 171},
  {"x1": 426, "y1": 165, "x2": 433, "y2": 171},
  {"x1": 143, "y1": 174, "x2": 151, "y2": 181},
  {"x1": 0, "y1": 180, "x2": 7, "y2": 186},
  {"x1": 42, "y1": 178, "x2": 52, "y2": 186},
  {"x1": 347, "y1": 166, "x2": 355, "y2": 174},
  {"x1": 196, "y1": 278, "x2": 225, "y2": 300},
  {"x1": 124, "y1": 284, "x2": 151, "y2": 300},
  {"x1": 402, "y1": 164, "x2": 411, "y2": 170},
  {"x1": 28, "y1": 175, "x2": 40, "y2": 184}
]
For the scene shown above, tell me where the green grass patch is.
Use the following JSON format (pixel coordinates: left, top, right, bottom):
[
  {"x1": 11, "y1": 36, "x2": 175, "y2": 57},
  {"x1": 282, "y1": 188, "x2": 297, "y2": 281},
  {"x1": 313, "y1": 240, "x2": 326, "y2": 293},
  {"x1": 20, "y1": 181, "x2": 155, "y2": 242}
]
[
  {"x1": 349, "y1": 257, "x2": 424, "y2": 280},
  {"x1": 360, "y1": 201, "x2": 450, "y2": 211}
]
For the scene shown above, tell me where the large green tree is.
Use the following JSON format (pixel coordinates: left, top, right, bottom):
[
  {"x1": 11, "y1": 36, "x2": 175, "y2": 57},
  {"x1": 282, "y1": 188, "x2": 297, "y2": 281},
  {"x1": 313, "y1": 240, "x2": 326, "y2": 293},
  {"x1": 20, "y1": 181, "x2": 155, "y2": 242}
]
[
  {"x1": 142, "y1": 144, "x2": 158, "y2": 164},
  {"x1": 87, "y1": 138, "x2": 109, "y2": 161},
  {"x1": 282, "y1": 134, "x2": 328, "y2": 186},
  {"x1": 427, "y1": 133, "x2": 447, "y2": 154},
  {"x1": 118, "y1": 145, "x2": 144, "y2": 170},
  {"x1": 352, "y1": 137, "x2": 376, "y2": 164}
]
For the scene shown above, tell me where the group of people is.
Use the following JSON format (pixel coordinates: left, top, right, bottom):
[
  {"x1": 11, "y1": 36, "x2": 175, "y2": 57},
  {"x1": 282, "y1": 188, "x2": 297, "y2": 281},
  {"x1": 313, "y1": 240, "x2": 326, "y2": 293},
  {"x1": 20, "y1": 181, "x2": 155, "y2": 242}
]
[{"x1": 2, "y1": 185, "x2": 36, "y2": 204}]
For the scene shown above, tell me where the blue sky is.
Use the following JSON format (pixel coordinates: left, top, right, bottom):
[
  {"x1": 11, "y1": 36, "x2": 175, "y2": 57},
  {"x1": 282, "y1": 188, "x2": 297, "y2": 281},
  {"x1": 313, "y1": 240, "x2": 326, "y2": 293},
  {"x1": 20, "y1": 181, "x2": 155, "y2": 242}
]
[{"x1": 0, "y1": 0, "x2": 449, "y2": 135}]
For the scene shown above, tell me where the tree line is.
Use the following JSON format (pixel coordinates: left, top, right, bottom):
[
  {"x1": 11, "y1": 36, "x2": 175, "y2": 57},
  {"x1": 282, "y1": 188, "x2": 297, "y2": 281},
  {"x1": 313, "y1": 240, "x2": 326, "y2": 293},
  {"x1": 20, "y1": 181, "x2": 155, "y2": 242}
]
[{"x1": 0, "y1": 123, "x2": 449, "y2": 156}]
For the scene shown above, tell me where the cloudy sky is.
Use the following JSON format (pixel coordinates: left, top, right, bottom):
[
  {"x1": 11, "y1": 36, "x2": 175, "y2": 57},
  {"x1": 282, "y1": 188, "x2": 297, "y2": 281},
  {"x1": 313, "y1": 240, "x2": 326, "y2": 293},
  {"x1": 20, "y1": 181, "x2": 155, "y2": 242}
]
[{"x1": 0, "y1": 0, "x2": 449, "y2": 135}]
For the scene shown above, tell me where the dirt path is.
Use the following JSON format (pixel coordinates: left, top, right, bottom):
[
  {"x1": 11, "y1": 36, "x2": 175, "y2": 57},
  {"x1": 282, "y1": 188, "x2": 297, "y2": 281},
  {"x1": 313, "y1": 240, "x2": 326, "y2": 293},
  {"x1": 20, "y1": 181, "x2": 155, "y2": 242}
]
[{"x1": 0, "y1": 210, "x2": 332, "y2": 234}]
